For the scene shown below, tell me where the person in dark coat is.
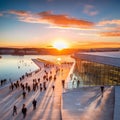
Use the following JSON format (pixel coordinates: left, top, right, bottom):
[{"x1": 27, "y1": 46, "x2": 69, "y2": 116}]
[
  {"x1": 52, "y1": 84, "x2": 55, "y2": 91},
  {"x1": 22, "y1": 104, "x2": 27, "y2": 118},
  {"x1": 77, "y1": 80, "x2": 80, "y2": 88},
  {"x1": 100, "y1": 86, "x2": 104, "y2": 97},
  {"x1": 62, "y1": 80, "x2": 65, "y2": 88},
  {"x1": 13, "y1": 105, "x2": 17, "y2": 116},
  {"x1": 40, "y1": 86, "x2": 42, "y2": 92},
  {"x1": 22, "y1": 91, "x2": 26, "y2": 99},
  {"x1": 32, "y1": 99, "x2": 37, "y2": 110}
]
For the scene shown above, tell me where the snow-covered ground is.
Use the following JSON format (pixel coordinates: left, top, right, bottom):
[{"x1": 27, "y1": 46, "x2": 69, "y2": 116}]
[{"x1": 0, "y1": 59, "x2": 72, "y2": 120}]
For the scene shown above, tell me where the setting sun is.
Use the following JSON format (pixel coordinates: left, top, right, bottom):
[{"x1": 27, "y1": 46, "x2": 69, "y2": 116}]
[{"x1": 53, "y1": 40, "x2": 68, "y2": 50}]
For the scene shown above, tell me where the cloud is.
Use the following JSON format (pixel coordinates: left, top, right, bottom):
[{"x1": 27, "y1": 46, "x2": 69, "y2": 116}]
[
  {"x1": 83, "y1": 5, "x2": 98, "y2": 16},
  {"x1": 102, "y1": 26, "x2": 120, "y2": 32},
  {"x1": 8, "y1": 10, "x2": 36, "y2": 23},
  {"x1": 9, "y1": 10, "x2": 30, "y2": 17},
  {"x1": 73, "y1": 41, "x2": 120, "y2": 48},
  {"x1": 8, "y1": 10, "x2": 44, "y2": 24},
  {"x1": 79, "y1": 42, "x2": 120, "y2": 48},
  {"x1": 8, "y1": 10, "x2": 94, "y2": 29},
  {"x1": 97, "y1": 19, "x2": 120, "y2": 37},
  {"x1": 100, "y1": 31, "x2": 120, "y2": 37},
  {"x1": 0, "y1": 13, "x2": 3, "y2": 16},
  {"x1": 47, "y1": 0, "x2": 53, "y2": 2},
  {"x1": 37, "y1": 11, "x2": 94, "y2": 28},
  {"x1": 97, "y1": 19, "x2": 120, "y2": 26},
  {"x1": 88, "y1": 42, "x2": 120, "y2": 46}
]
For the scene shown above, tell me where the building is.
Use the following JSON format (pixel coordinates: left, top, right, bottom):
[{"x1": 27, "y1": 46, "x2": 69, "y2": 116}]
[{"x1": 72, "y1": 51, "x2": 120, "y2": 86}]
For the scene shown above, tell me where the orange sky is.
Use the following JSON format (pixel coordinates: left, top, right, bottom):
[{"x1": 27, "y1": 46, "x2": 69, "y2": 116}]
[{"x1": 0, "y1": 0, "x2": 120, "y2": 49}]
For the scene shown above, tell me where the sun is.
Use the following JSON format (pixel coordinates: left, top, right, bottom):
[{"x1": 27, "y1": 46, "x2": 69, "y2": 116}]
[{"x1": 53, "y1": 40, "x2": 68, "y2": 50}]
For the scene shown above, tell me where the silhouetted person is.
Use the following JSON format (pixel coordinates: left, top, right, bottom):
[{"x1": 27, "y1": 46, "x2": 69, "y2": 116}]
[
  {"x1": 32, "y1": 99, "x2": 37, "y2": 110},
  {"x1": 11, "y1": 84, "x2": 14, "y2": 91},
  {"x1": 54, "y1": 75, "x2": 56, "y2": 81},
  {"x1": 52, "y1": 84, "x2": 55, "y2": 91},
  {"x1": 28, "y1": 86, "x2": 31, "y2": 92},
  {"x1": 62, "y1": 80, "x2": 65, "y2": 88},
  {"x1": 22, "y1": 84, "x2": 25, "y2": 91},
  {"x1": 38, "y1": 78, "x2": 40, "y2": 83},
  {"x1": 22, "y1": 104, "x2": 27, "y2": 118},
  {"x1": 101, "y1": 86, "x2": 104, "y2": 97},
  {"x1": 22, "y1": 91, "x2": 26, "y2": 99},
  {"x1": 72, "y1": 80, "x2": 74, "y2": 88},
  {"x1": 13, "y1": 105, "x2": 17, "y2": 116},
  {"x1": 25, "y1": 82, "x2": 28, "y2": 90},
  {"x1": 44, "y1": 86, "x2": 46, "y2": 91},
  {"x1": 77, "y1": 80, "x2": 80, "y2": 88},
  {"x1": 40, "y1": 86, "x2": 42, "y2": 92}
]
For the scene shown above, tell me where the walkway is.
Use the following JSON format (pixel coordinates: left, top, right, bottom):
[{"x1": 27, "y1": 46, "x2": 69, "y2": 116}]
[
  {"x1": 62, "y1": 86, "x2": 114, "y2": 120},
  {"x1": 0, "y1": 59, "x2": 71, "y2": 120}
]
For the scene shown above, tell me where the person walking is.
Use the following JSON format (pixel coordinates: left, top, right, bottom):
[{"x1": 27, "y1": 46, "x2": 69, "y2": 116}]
[
  {"x1": 62, "y1": 80, "x2": 65, "y2": 88},
  {"x1": 52, "y1": 84, "x2": 55, "y2": 91},
  {"x1": 22, "y1": 91, "x2": 26, "y2": 99},
  {"x1": 13, "y1": 105, "x2": 17, "y2": 116},
  {"x1": 100, "y1": 86, "x2": 104, "y2": 97},
  {"x1": 32, "y1": 99, "x2": 37, "y2": 110},
  {"x1": 77, "y1": 80, "x2": 80, "y2": 88},
  {"x1": 22, "y1": 104, "x2": 27, "y2": 118}
]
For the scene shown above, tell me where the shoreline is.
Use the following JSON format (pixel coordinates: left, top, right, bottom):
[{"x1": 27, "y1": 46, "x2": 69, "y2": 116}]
[
  {"x1": 0, "y1": 59, "x2": 42, "y2": 90},
  {"x1": 0, "y1": 68, "x2": 40, "y2": 90},
  {"x1": 0, "y1": 57, "x2": 68, "y2": 120},
  {"x1": 0, "y1": 58, "x2": 57, "y2": 90}
]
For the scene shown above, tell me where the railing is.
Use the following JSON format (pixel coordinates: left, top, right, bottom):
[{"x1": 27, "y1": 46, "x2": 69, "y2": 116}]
[{"x1": 65, "y1": 61, "x2": 75, "y2": 85}]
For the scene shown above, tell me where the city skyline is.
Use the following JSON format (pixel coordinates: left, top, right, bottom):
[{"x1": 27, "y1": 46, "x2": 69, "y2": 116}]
[{"x1": 0, "y1": 0, "x2": 120, "y2": 49}]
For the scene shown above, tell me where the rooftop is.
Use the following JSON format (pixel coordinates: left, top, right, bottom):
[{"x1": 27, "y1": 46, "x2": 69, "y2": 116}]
[
  {"x1": 80, "y1": 51, "x2": 120, "y2": 58},
  {"x1": 74, "y1": 51, "x2": 120, "y2": 67}
]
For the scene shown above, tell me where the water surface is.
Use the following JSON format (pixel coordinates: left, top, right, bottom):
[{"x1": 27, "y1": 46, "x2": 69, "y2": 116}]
[{"x1": 0, "y1": 55, "x2": 73, "y2": 82}]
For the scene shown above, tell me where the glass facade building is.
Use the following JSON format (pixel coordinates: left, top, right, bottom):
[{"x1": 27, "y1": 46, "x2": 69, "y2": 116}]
[{"x1": 73, "y1": 52, "x2": 120, "y2": 86}]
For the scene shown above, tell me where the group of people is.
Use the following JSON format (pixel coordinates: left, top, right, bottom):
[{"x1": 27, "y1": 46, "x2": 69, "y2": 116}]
[
  {"x1": 10, "y1": 62, "x2": 60, "y2": 118},
  {"x1": 72, "y1": 78, "x2": 81, "y2": 88},
  {"x1": 8, "y1": 61, "x2": 71, "y2": 119},
  {"x1": 13, "y1": 99, "x2": 37, "y2": 118},
  {"x1": 0, "y1": 79, "x2": 7, "y2": 86},
  {"x1": 9, "y1": 64, "x2": 58, "y2": 100}
]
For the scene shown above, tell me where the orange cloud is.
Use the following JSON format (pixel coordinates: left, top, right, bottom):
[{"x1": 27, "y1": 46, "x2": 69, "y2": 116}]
[
  {"x1": 8, "y1": 10, "x2": 94, "y2": 29},
  {"x1": 97, "y1": 19, "x2": 120, "y2": 37},
  {"x1": 102, "y1": 26, "x2": 120, "y2": 31},
  {"x1": 75, "y1": 42, "x2": 120, "y2": 48},
  {"x1": 100, "y1": 31, "x2": 120, "y2": 37},
  {"x1": 98, "y1": 19, "x2": 120, "y2": 26},
  {"x1": 83, "y1": 5, "x2": 98, "y2": 16},
  {"x1": 8, "y1": 10, "x2": 44, "y2": 24},
  {"x1": 9, "y1": 10, "x2": 30, "y2": 17},
  {"x1": 37, "y1": 11, "x2": 94, "y2": 28}
]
